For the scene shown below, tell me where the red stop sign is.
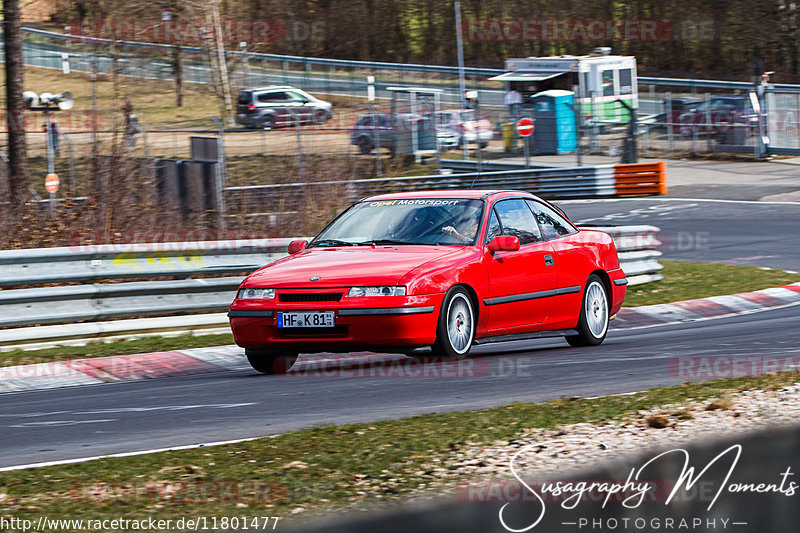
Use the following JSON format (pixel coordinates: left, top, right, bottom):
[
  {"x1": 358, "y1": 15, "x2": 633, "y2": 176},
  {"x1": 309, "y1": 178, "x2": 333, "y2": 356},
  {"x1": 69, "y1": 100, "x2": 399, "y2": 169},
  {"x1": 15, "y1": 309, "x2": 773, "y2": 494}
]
[
  {"x1": 45, "y1": 173, "x2": 59, "y2": 194},
  {"x1": 517, "y1": 118, "x2": 534, "y2": 137}
]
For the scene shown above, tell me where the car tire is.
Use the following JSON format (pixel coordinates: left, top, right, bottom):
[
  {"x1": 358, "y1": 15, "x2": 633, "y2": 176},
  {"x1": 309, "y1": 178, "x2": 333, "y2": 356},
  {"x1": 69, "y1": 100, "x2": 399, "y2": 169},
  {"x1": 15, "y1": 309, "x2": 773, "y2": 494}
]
[
  {"x1": 357, "y1": 137, "x2": 372, "y2": 155},
  {"x1": 478, "y1": 141, "x2": 489, "y2": 149},
  {"x1": 566, "y1": 275, "x2": 609, "y2": 347},
  {"x1": 260, "y1": 116, "x2": 274, "y2": 130},
  {"x1": 431, "y1": 287, "x2": 475, "y2": 359},
  {"x1": 245, "y1": 349, "x2": 297, "y2": 374}
]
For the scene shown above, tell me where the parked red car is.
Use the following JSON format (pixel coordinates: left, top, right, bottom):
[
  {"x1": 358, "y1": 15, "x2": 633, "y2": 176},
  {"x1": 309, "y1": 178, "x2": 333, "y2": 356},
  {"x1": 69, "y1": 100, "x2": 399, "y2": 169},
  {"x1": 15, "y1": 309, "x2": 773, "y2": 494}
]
[{"x1": 229, "y1": 190, "x2": 627, "y2": 374}]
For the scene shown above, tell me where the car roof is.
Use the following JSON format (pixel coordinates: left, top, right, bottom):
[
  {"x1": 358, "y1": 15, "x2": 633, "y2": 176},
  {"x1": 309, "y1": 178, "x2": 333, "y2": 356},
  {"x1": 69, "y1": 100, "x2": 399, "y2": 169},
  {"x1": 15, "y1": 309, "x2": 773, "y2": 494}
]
[
  {"x1": 710, "y1": 96, "x2": 746, "y2": 103},
  {"x1": 362, "y1": 189, "x2": 539, "y2": 202},
  {"x1": 241, "y1": 86, "x2": 299, "y2": 92}
]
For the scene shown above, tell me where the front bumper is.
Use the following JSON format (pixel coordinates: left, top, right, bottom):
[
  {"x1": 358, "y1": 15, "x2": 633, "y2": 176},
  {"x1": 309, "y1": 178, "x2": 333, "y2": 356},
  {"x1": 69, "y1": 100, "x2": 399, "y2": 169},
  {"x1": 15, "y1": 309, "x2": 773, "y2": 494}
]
[{"x1": 229, "y1": 293, "x2": 443, "y2": 351}]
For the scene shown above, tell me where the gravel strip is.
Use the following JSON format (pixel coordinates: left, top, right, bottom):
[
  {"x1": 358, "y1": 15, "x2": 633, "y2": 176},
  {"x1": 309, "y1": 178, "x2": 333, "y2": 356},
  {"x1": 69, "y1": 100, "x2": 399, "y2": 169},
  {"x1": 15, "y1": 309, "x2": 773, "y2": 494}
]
[
  {"x1": 449, "y1": 384, "x2": 800, "y2": 482},
  {"x1": 343, "y1": 384, "x2": 800, "y2": 504}
]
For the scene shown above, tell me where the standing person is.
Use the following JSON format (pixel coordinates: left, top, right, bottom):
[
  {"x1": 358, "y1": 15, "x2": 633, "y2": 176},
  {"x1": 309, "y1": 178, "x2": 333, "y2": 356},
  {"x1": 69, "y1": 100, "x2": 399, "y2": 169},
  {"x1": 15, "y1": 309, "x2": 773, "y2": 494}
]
[
  {"x1": 121, "y1": 98, "x2": 133, "y2": 130},
  {"x1": 43, "y1": 116, "x2": 60, "y2": 157},
  {"x1": 504, "y1": 85, "x2": 522, "y2": 120},
  {"x1": 126, "y1": 114, "x2": 139, "y2": 149}
]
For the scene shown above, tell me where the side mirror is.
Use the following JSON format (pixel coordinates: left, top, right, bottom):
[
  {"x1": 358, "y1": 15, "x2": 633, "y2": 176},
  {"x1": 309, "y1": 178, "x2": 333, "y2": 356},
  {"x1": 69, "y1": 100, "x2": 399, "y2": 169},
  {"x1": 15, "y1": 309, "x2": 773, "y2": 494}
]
[
  {"x1": 288, "y1": 239, "x2": 308, "y2": 254},
  {"x1": 487, "y1": 235, "x2": 520, "y2": 253}
]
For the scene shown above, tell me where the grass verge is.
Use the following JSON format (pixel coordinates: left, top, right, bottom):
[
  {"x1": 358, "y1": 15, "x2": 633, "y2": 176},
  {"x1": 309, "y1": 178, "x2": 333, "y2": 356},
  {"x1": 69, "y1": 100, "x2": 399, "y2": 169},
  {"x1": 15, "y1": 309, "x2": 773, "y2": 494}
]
[
  {"x1": 1, "y1": 370, "x2": 800, "y2": 529},
  {"x1": 623, "y1": 260, "x2": 800, "y2": 307}
]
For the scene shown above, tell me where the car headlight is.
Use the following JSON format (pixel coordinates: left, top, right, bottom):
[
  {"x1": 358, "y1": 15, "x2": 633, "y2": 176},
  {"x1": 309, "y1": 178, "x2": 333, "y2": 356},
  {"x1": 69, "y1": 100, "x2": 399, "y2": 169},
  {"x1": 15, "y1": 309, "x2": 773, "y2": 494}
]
[
  {"x1": 237, "y1": 288, "x2": 275, "y2": 299},
  {"x1": 347, "y1": 286, "x2": 406, "y2": 297}
]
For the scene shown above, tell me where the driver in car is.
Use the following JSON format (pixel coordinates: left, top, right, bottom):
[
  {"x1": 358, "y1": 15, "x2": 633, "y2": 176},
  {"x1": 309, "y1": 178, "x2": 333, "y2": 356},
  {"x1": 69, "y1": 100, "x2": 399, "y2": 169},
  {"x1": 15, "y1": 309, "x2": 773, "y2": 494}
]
[{"x1": 442, "y1": 221, "x2": 479, "y2": 243}]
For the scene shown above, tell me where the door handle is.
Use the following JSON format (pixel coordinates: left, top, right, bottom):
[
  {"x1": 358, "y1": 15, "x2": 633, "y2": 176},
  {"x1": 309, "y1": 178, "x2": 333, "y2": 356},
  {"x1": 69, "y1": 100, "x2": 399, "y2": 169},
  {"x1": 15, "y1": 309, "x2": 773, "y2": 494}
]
[{"x1": 544, "y1": 254, "x2": 554, "y2": 266}]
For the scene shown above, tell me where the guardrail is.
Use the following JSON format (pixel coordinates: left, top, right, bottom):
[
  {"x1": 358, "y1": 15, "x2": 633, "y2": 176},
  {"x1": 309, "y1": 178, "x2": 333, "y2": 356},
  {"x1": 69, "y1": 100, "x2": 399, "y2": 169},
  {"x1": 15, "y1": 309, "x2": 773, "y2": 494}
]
[
  {"x1": 19, "y1": 27, "x2": 800, "y2": 92},
  {"x1": 437, "y1": 160, "x2": 668, "y2": 197},
  {"x1": 0, "y1": 226, "x2": 662, "y2": 349},
  {"x1": 225, "y1": 162, "x2": 667, "y2": 216},
  {"x1": 0, "y1": 239, "x2": 292, "y2": 287},
  {"x1": 585, "y1": 225, "x2": 664, "y2": 286}
]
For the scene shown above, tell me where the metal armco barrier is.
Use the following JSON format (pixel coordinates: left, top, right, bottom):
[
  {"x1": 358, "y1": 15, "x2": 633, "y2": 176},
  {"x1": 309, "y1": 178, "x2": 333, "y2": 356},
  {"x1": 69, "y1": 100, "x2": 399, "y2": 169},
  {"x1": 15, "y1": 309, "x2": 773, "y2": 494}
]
[
  {"x1": 0, "y1": 278, "x2": 243, "y2": 328},
  {"x1": 225, "y1": 162, "x2": 667, "y2": 216},
  {"x1": 0, "y1": 227, "x2": 662, "y2": 348},
  {"x1": 19, "y1": 27, "x2": 800, "y2": 93},
  {"x1": 0, "y1": 239, "x2": 293, "y2": 287},
  {"x1": 439, "y1": 160, "x2": 667, "y2": 197},
  {"x1": 614, "y1": 163, "x2": 668, "y2": 195},
  {"x1": 586, "y1": 225, "x2": 664, "y2": 286}
]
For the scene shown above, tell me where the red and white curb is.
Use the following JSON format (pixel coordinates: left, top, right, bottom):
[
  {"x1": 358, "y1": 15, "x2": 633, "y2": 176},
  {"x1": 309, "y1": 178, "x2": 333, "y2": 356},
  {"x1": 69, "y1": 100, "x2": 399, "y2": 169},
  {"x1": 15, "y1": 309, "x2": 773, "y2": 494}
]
[
  {"x1": 0, "y1": 346, "x2": 248, "y2": 394},
  {"x1": 613, "y1": 282, "x2": 800, "y2": 328},
  {"x1": 1, "y1": 283, "x2": 799, "y2": 394}
]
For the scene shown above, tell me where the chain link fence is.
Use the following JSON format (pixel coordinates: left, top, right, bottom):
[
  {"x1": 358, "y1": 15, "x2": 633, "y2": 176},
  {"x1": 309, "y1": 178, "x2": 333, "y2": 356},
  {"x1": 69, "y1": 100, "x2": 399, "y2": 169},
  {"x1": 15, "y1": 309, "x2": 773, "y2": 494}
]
[
  {"x1": 3, "y1": 27, "x2": 800, "y2": 248},
  {"x1": 7, "y1": 27, "x2": 799, "y2": 166}
]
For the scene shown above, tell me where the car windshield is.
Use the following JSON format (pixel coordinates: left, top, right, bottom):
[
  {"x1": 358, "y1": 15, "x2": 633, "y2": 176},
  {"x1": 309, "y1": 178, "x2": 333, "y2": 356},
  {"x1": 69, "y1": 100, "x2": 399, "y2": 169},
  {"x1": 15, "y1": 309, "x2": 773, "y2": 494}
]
[{"x1": 310, "y1": 199, "x2": 484, "y2": 247}]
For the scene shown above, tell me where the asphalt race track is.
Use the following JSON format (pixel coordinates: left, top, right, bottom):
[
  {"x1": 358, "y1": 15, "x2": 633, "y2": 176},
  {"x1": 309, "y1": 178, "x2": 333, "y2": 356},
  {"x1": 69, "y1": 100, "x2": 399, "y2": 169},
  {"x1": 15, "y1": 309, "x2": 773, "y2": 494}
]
[
  {"x1": 1, "y1": 304, "x2": 798, "y2": 469},
  {"x1": 560, "y1": 198, "x2": 800, "y2": 271},
  {"x1": 0, "y1": 197, "x2": 798, "y2": 469}
]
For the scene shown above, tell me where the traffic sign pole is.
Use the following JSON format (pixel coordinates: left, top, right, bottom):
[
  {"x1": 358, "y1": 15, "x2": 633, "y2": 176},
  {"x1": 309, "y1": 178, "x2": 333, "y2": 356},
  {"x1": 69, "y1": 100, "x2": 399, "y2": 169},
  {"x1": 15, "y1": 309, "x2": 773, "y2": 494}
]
[
  {"x1": 524, "y1": 135, "x2": 530, "y2": 168},
  {"x1": 44, "y1": 110, "x2": 56, "y2": 216},
  {"x1": 516, "y1": 118, "x2": 534, "y2": 168},
  {"x1": 45, "y1": 173, "x2": 59, "y2": 216}
]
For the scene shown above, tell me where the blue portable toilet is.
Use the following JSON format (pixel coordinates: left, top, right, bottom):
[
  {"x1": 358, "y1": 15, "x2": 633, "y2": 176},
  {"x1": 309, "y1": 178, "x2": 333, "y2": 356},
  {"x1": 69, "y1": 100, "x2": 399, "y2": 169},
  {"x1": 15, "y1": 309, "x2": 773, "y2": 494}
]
[{"x1": 531, "y1": 90, "x2": 577, "y2": 154}]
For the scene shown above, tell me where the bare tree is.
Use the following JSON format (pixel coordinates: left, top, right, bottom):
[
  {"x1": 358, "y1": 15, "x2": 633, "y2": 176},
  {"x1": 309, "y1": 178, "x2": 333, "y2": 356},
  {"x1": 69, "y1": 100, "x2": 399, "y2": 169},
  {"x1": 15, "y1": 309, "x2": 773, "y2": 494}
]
[{"x1": 4, "y1": 0, "x2": 31, "y2": 214}]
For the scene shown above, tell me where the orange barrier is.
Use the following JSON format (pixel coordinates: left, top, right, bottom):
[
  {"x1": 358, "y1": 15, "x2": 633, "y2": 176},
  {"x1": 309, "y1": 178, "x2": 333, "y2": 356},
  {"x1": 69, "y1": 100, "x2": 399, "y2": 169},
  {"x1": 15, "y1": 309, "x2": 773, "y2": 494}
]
[{"x1": 613, "y1": 161, "x2": 667, "y2": 196}]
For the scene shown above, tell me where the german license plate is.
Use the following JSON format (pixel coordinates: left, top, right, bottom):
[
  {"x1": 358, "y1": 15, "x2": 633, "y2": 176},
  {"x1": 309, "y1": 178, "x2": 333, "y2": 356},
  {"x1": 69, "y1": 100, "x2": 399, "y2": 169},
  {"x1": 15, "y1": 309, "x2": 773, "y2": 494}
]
[{"x1": 277, "y1": 312, "x2": 335, "y2": 328}]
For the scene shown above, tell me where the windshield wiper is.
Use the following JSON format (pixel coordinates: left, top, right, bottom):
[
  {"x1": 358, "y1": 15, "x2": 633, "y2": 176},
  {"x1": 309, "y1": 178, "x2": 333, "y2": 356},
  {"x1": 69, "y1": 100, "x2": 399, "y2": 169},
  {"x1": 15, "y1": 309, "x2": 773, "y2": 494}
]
[{"x1": 311, "y1": 239, "x2": 356, "y2": 247}]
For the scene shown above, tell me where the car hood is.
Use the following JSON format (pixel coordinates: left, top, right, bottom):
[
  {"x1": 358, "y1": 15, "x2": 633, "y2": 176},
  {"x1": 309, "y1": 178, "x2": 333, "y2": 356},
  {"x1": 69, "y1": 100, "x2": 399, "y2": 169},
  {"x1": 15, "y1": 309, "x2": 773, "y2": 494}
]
[{"x1": 244, "y1": 245, "x2": 463, "y2": 288}]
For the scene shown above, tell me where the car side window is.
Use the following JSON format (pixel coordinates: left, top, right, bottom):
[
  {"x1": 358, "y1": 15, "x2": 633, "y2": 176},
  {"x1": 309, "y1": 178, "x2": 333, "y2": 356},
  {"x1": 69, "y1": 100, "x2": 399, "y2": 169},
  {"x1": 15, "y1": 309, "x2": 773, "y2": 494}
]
[
  {"x1": 485, "y1": 210, "x2": 502, "y2": 244},
  {"x1": 258, "y1": 92, "x2": 288, "y2": 102},
  {"x1": 528, "y1": 200, "x2": 575, "y2": 240},
  {"x1": 711, "y1": 99, "x2": 734, "y2": 111},
  {"x1": 493, "y1": 199, "x2": 542, "y2": 245},
  {"x1": 286, "y1": 91, "x2": 307, "y2": 101}
]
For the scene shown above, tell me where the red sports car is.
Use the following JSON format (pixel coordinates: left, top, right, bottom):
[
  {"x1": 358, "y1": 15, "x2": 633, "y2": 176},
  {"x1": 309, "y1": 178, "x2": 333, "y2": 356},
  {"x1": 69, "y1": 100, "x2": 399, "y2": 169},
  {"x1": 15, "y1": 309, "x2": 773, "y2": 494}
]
[{"x1": 229, "y1": 190, "x2": 627, "y2": 374}]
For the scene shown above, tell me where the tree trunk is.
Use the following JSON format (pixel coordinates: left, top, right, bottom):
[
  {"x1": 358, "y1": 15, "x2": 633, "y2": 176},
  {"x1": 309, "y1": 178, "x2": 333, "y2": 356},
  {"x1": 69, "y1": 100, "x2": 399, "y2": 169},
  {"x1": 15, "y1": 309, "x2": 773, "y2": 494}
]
[
  {"x1": 174, "y1": 44, "x2": 184, "y2": 107},
  {"x1": 4, "y1": 0, "x2": 31, "y2": 213}
]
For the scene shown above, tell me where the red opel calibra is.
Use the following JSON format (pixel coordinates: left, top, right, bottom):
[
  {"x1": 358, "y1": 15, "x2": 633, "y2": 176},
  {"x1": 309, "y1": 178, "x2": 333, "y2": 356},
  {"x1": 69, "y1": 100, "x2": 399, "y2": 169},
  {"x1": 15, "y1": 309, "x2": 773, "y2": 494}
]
[{"x1": 229, "y1": 190, "x2": 627, "y2": 374}]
